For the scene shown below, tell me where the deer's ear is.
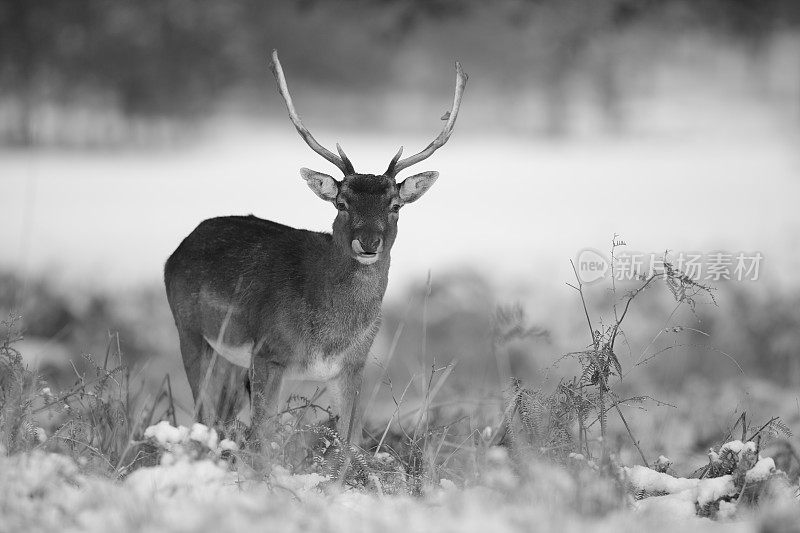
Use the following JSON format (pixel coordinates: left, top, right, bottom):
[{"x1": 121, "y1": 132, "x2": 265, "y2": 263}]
[
  {"x1": 300, "y1": 168, "x2": 339, "y2": 201},
  {"x1": 398, "y1": 171, "x2": 439, "y2": 203}
]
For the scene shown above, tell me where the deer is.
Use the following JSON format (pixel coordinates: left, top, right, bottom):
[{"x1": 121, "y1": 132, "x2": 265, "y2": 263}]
[{"x1": 164, "y1": 50, "x2": 467, "y2": 445}]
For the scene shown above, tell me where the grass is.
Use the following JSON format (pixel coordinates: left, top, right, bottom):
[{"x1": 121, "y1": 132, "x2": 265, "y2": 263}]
[{"x1": 1, "y1": 243, "x2": 799, "y2": 532}]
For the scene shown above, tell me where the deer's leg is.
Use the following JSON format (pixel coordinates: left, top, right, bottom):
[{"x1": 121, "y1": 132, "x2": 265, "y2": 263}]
[
  {"x1": 199, "y1": 355, "x2": 249, "y2": 426},
  {"x1": 329, "y1": 364, "x2": 365, "y2": 444},
  {"x1": 182, "y1": 331, "x2": 248, "y2": 427},
  {"x1": 249, "y1": 355, "x2": 285, "y2": 443},
  {"x1": 178, "y1": 328, "x2": 215, "y2": 425}
]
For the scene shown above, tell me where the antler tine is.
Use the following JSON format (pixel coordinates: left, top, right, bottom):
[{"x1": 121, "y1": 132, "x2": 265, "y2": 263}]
[
  {"x1": 336, "y1": 143, "x2": 355, "y2": 174},
  {"x1": 269, "y1": 50, "x2": 349, "y2": 175},
  {"x1": 389, "y1": 61, "x2": 468, "y2": 177},
  {"x1": 385, "y1": 146, "x2": 404, "y2": 176}
]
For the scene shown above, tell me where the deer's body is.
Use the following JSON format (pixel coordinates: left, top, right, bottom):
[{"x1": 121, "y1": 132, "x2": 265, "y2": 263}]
[
  {"x1": 166, "y1": 211, "x2": 388, "y2": 432},
  {"x1": 165, "y1": 51, "x2": 466, "y2": 441}
]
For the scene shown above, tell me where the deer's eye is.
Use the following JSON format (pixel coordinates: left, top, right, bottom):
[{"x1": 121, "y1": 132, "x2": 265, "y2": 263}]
[
  {"x1": 336, "y1": 201, "x2": 348, "y2": 211},
  {"x1": 390, "y1": 204, "x2": 401, "y2": 213}
]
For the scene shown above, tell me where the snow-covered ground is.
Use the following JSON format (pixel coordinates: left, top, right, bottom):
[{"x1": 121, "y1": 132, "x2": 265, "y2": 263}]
[
  {"x1": 2, "y1": 120, "x2": 799, "y2": 300},
  {"x1": 2, "y1": 421, "x2": 796, "y2": 533},
  {"x1": 0, "y1": 451, "x2": 752, "y2": 533}
]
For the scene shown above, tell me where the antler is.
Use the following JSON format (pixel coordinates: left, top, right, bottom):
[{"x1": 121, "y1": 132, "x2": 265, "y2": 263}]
[
  {"x1": 386, "y1": 61, "x2": 468, "y2": 177},
  {"x1": 269, "y1": 50, "x2": 354, "y2": 175}
]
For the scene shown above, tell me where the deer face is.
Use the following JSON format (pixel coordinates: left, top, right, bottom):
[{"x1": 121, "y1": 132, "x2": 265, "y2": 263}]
[
  {"x1": 271, "y1": 49, "x2": 465, "y2": 266},
  {"x1": 300, "y1": 169, "x2": 438, "y2": 265}
]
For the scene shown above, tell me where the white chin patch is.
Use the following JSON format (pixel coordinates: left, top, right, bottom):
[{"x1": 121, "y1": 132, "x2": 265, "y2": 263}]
[{"x1": 356, "y1": 254, "x2": 379, "y2": 265}]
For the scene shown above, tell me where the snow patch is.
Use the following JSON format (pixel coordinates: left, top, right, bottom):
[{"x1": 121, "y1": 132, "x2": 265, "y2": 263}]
[
  {"x1": 624, "y1": 467, "x2": 737, "y2": 508},
  {"x1": 272, "y1": 465, "x2": 328, "y2": 495},
  {"x1": 143, "y1": 421, "x2": 236, "y2": 464},
  {"x1": 189, "y1": 423, "x2": 219, "y2": 450},
  {"x1": 624, "y1": 465, "x2": 698, "y2": 495},
  {"x1": 696, "y1": 475, "x2": 735, "y2": 507},
  {"x1": 144, "y1": 421, "x2": 189, "y2": 445},
  {"x1": 635, "y1": 490, "x2": 697, "y2": 519},
  {"x1": 125, "y1": 459, "x2": 233, "y2": 498},
  {"x1": 745, "y1": 457, "x2": 775, "y2": 483}
]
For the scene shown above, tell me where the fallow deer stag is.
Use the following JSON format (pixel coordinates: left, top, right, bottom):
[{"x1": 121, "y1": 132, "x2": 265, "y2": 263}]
[{"x1": 164, "y1": 50, "x2": 467, "y2": 443}]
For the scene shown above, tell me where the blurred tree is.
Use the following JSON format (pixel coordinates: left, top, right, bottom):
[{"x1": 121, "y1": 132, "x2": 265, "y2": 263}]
[
  {"x1": 91, "y1": 0, "x2": 241, "y2": 118},
  {"x1": 0, "y1": 0, "x2": 68, "y2": 144},
  {"x1": 0, "y1": 273, "x2": 75, "y2": 338},
  {"x1": 366, "y1": 0, "x2": 467, "y2": 41},
  {"x1": 1, "y1": 0, "x2": 799, "y2": 143},
  {"x1": 508, "y1": 0, "x2": 661, "y2": 136}
]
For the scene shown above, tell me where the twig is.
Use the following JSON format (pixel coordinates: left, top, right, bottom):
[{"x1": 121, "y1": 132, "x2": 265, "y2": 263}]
[
  {"x1": 568, "y1": 260, "x2": 596, "y2": 348},
  {"x1": 746, "y1": 417, "x2": 779, "y2": 443},
  {"x1": 374, "y1": 376, "x2": 415, "y2": 457},
  {"x1": 613, "y1": 402, "x2": 648, "y2": 466}
]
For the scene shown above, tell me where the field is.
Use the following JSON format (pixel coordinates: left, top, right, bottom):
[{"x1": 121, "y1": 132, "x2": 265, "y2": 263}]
[
  {"x1": 2, "y1": 250, "x2": 799, "y2": 533},
  {"x1": 2, "y1": 115, "x2": 799, "y2": 533}
]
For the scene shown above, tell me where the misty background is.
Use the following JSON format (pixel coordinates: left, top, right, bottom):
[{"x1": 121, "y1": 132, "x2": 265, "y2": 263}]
[{"x1": 2, "y1": 0, "x2": 800, "y2": 460}]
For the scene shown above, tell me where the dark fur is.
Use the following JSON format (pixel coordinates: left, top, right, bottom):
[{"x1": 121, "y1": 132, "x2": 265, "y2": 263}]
[{"x1": 165, "y1": 173, "x2": 404, "y2": 437}]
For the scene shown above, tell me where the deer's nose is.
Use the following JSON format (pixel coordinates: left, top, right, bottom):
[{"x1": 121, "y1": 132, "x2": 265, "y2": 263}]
[{"x1": 358, "y1": 236, "x2": 382, "y2": 254}]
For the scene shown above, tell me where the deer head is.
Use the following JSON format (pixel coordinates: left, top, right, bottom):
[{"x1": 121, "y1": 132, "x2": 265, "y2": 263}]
[{"x1": 269, "y1": 50, "x2": 467, "y2": 266}]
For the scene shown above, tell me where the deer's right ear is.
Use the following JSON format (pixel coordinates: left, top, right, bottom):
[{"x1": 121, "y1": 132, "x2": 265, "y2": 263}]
[{"x1": 300, "y1": 168, "x2": 339, "y2": 201}]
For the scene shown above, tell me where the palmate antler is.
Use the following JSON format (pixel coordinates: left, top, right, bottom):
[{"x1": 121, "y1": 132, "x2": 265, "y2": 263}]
[
  {"x1": 385, "y1": 61, "x2": 468, "y2": 177},
  {"x1": 269, "y1": 49, "x2": 355, "y2": 175}
]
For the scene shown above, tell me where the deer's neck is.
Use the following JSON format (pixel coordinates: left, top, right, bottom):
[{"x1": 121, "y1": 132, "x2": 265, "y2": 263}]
[{"x1": 316, "y1": 243, "x2": 390, "y2": 312}]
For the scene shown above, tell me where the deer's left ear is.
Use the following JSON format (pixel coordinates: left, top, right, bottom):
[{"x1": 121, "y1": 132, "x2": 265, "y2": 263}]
[{"x1": 398, "y1": 171, "x2": 439, "y2": 203}]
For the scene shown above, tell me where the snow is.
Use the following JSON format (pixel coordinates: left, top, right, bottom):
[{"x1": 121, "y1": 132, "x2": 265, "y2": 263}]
[
  {"x1": 631, "y1": 475, "x2": 738, "y2": 520},
  {"x1": 5, "y1": 128, "x2": 800, "y2": 297},
  {"x1": 143, "y1": 421, "x2": 236, "y2": 462},
  {"x1": 624, "y1": 468, "x2": 734, "y2": 509},
  {"x1": 189, "y1": 422, "x2": 219, "y2": 450},
  {"x1": 635, "y1": 490, "x2": 697, "y2": 520},
  {"x1": 144, "y1": 420, "x2": 190, "y2": 445},
  {"x1": 271, "y1": 466, "x2": 328, "y2": 494},
  {"x1": 625, "y1": 440, "x2": 782, "y2": 518},
  {"x1": 696, "y1": 476, "x2": 736, "y2": 507},
  {"x1": 718, "y1": 440, "x2": 756, "y2": 459},
  {"x1": 717, "y1": 501, "x2": 738, "y2": 521},
  {"x1": 125, "y1": 459, "x2": 234, "y2": 499},
  {"x1": 0, "y1": 449, "x2": 770, "y2": 533},
  {"x1": 745, "y1": 457, "x2": 775, "y2": 484},
  {"x1": 439, "y1": 478, "x2": 457, "y2": 491},
  {"x1": 624, "y1": 465, "x2": 698, "y2": 495},
  {"x1": 721, "y1": 440, "x2": 746, "y2": 455},
  {"x1": 0, "y1": 429, "x2": 784, "y2": 533},
  {"x1": 219, "y1": 438, "x2": 238, "y2": 451}
]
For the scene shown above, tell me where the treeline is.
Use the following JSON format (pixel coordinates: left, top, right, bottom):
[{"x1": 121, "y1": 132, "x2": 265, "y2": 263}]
[{"x1": 1, "y1": 0, "x2": 799, "y2": 144}]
